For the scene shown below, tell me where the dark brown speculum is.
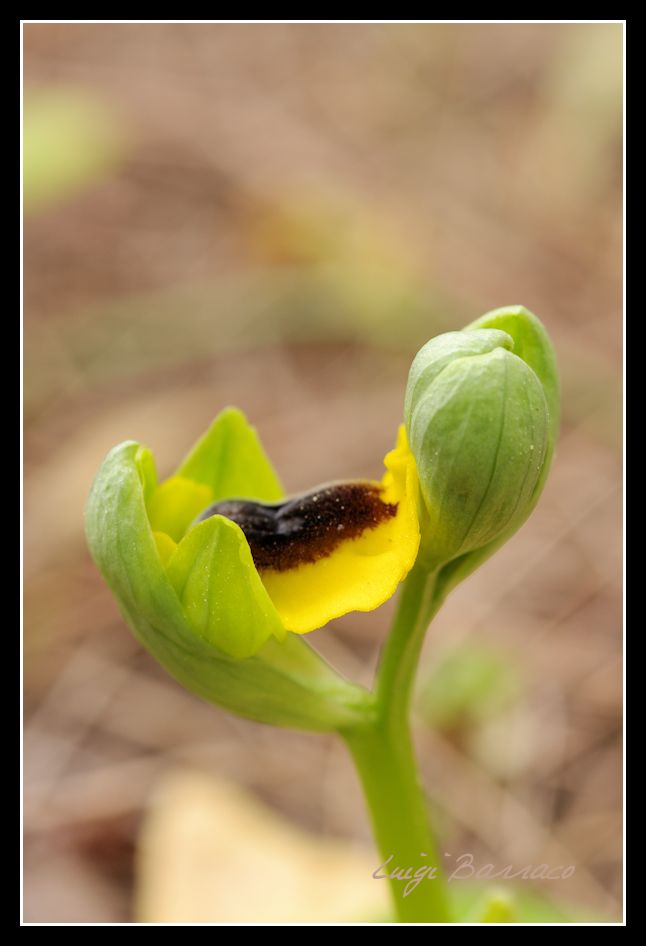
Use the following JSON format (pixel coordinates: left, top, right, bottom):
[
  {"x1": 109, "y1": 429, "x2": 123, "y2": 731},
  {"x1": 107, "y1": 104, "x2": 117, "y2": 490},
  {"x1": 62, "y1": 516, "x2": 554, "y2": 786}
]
[{"x1": 197, "y1": 482, "x2": 398, "y2": 572}]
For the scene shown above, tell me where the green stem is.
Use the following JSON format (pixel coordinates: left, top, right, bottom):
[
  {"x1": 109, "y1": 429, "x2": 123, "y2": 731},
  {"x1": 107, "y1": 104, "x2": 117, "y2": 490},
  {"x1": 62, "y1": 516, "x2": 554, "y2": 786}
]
[
  {"x1": 375, "y1": 559, "x2": 446, "y2": 728},
  {"x1": 340, "y1": 561, "x2": 452, "y2": 923}
]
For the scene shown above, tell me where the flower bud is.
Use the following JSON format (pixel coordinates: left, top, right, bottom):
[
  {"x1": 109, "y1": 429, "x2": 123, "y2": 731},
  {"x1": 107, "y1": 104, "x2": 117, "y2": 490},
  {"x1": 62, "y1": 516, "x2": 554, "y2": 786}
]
[{"x1": 404, "y1": 306, "x2": 558, "y2": 569}]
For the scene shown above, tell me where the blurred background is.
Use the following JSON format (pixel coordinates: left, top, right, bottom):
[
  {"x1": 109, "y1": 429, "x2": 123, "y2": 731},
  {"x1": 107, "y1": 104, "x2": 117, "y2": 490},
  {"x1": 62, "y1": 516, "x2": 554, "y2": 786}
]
[{"x1": 23, "y1": 22, "x2": 623, "y2": 923}]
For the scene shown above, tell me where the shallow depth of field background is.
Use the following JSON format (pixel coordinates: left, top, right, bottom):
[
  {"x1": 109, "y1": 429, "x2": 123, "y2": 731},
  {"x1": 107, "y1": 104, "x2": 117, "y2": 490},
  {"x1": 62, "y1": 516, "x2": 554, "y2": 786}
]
[{"x1": 24, "y1": 23, "x2": 622, "y2": 923}]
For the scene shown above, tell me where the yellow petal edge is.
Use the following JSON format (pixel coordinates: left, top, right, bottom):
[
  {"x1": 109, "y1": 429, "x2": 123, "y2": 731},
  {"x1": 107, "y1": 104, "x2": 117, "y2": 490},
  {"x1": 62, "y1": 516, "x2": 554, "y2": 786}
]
[{"x1": 261, "y1": 425, "x2": 421, "y2": 633}]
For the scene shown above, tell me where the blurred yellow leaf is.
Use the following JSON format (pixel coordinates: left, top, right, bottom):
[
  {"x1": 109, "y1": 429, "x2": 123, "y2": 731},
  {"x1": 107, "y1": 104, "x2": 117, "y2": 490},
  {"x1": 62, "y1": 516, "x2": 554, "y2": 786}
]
[{"x1": 135, "y1": 769, "x2": 389, "y2": 923}]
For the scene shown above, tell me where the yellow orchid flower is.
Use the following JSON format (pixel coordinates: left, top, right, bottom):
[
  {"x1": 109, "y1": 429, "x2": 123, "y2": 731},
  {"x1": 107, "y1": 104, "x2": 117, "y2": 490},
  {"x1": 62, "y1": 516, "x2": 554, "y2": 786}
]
[{"x1": 147, "y1": 416, "x2": 420, "y2": 641}]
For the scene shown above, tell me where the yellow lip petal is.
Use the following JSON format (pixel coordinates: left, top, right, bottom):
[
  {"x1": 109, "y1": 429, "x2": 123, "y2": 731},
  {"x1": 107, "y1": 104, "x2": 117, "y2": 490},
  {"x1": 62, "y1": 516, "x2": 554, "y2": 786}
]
[{"x1": 260, "y1": 426, "x2": 420, "y2": 633}]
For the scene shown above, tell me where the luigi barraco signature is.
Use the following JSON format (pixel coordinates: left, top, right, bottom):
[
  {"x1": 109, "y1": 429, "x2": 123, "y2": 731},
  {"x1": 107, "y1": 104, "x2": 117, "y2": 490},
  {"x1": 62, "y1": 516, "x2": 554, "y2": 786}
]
[{"x1": 374, "y1": 854, "x2": 576, "y2": 898}]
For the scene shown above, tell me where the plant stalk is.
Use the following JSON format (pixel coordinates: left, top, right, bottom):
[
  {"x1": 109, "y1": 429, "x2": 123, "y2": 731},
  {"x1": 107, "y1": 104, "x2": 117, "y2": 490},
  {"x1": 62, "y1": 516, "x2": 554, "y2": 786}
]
[{"x1": 341, "y1": 561, "x2": 452, "y2": 923}]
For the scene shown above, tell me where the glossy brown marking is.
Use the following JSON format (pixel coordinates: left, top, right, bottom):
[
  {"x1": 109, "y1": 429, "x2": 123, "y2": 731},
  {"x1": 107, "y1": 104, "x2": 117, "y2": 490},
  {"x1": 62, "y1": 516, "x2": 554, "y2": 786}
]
[{"x1": 197, "y1": 482, "x2": 398, "y2": 572}]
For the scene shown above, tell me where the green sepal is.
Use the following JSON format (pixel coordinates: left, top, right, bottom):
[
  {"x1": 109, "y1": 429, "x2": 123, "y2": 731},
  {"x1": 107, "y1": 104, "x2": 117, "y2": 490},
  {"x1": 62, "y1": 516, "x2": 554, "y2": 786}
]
[
  {"x1": 176, "y1": 406, "x2": 284, "y2": 502},
  {"x1": 166, "y1": 515, "x2": 286, "y2": 659},
  {"x1": 465, "y1": 305, "x2": 560, "y2": 443},
  {"x1": 404, "y1": 328, "x2": 513, "y2": 427}
]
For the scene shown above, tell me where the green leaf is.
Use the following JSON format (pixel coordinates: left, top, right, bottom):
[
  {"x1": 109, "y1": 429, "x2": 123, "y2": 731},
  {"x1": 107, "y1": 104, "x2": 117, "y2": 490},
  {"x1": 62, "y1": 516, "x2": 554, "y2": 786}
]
[
  {"x1": 417, "y1": 642, "x2": 521, "y2": 730},
  {"x1": 177, "y1": 407, "x2": 284, "y2": 502}
]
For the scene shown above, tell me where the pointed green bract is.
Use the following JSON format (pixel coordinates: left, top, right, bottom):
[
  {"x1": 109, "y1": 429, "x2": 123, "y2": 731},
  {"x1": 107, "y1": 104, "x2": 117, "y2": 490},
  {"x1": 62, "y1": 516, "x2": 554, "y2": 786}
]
[{"x1": 177, "y1": 406, "x2": 284, "y2": 502}]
